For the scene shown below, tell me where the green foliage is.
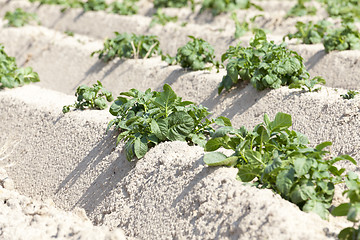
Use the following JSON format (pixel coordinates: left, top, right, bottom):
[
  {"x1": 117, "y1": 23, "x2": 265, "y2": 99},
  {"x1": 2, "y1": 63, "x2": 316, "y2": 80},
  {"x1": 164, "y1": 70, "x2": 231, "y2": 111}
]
[
  {"x1": 322, "y1": 0, "x2": 360, "y2": 21},
  {"x1": 153, "y1": 0, "x2": 192, "y2": 9},
  {"x1": 91, "y1": 32, "x2": 161, "y2": 62},
  {"x1": 64, "y1": 30, "x2": 74, "y2": 36},
  {"x1": 231, "y1": 12, "x2": 263, "y2": 39},
  {"x1": 150, "y1": 9, "x2": 178, "y2": 27},
  {"x1": 108, "y1": 0, "x2": 139, "y2": 15},
  {"x1": 323, "y1": 22, "x2": 360, "y2": 53},
  {"x1": 107, "y1": 84, "x2": 227, "y2": 160},
  {"x1": 62, "y1": 81, "x2": 113, "y2": 113},
  {"x1": 29, "y1": 0, "x2": 82, "y2": 11},
  {"x1": 283, "y1": 20, "x2": 332, "y2": 44},
  {"x1": 286, "y1": 0, "x2": 317, "y2": 18},
  {"x1": 29, "y1": 0, "x2": 139, "y2": 14},
  {"x1": 0, "y1": 45, "x2": 40, "y2": 89},
  {"x1": 341, "y1": 90, "x2": 359, "y2": 99},
  {"x1": 219, "y1": 29, "x2": 324, "y2": 93},
  {"x1": 81, "y1": 0, "x2": 107, "y2": 11},
  {"x1": 332, "y1": 172, "x2": 360, "y2": 239},
  {"x1": 201, "y1": 0, "x2": 263, "y2": 16},
  {"x1": 167, "y1": 36, "x2": 219, "y2": 71},
  {"x1": 204, "y1": 112, "x2": 356, "y2": 219},
  {"x1": 4, "y1": 8, "x2": 39, "y2": 27}
]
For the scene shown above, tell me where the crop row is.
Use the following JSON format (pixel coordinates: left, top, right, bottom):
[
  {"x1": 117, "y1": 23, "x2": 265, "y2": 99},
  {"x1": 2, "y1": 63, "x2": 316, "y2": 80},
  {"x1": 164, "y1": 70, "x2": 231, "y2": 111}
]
[{"x1": 1, "y1": 0, "x2": 360, "y2": 239}]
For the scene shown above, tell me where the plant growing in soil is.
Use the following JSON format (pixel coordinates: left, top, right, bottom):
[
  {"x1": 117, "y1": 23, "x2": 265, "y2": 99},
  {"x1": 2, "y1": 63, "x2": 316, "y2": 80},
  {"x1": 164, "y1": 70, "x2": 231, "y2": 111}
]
[
  {"x1": 0, "y1": 45, "x2": 40, "y2": 89},
  {"x1": 107, "y1": 84, "x2": 229, "y2": 160},
  {"x1": 62, "y1": 81, "x2": 113, "y2": 113},
  {"x1": 150, "y1": 9, "x2": 178, "y2": 27},
  {"x1": 332, "y1": 172, "x2": 360, "y2": 239},
  {"x1": 200, "y1": 0, "x2": 263, "y2": 16},
  {"x1": 108, "y1": 0, "x2": 139, "y2": 15},
  {"x1": 231, "y1": 12, "x2": 263, "y2": 39},
  {"x1": 164, "y1": 36, "x2": 220, "y2": 71},
  {"x1": 204, "y1": 112, "x2": 356, "y2": 220},
  {"x1": 283, "y1": 20, "x2": 332, "y2": 44},
  {"x1": 219, "y1": 29, "x2": 325, "y2": 93},
  {"x1": 153, "y1": 0, "x2": 193, "y2": 9},
  {"x1": 29, "y1": 0, "x2": 82, "y2": 11},
  {"x1": 4, "y1": 8, "x2": 39, "y2": 27},
  {"x1": 81, "y1": 0, "x2": 107, "y2": 11},
  {"x1": 323, "y1": 22, "x2": 360, "y2": 53},
  {"x1": 341, "y1": 90, "x2": 359, "y2": 100},
  {"x1": 91, "y1": 33, "x2": 161, "y2": 62},
  {"x1": 321, "y1": 0, "x2": 360, "y2": 21},
  {"x1": 286, "y1": 0, "x2": 317, "y2": 18}
]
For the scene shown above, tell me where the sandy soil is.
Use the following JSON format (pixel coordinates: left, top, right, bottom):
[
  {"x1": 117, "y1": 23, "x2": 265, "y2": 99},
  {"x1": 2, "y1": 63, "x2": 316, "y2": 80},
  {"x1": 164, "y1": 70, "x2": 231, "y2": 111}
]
[{"x1": 0, "y1": 0, "x2": 360, "y2": 239}]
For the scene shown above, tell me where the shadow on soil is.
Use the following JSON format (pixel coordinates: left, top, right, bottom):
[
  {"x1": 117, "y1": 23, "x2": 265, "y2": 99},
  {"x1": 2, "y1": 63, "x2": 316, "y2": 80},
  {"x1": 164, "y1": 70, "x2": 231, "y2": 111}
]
[
  {"x1": 201, "y1": 84, "x2": 269, "y2": 120},
  {"x1": 305, "y1": 49, "x2": 326, "y2": 71},
  {"x1": 56, "y1": 130, "x2": 135, "y2": 213}
]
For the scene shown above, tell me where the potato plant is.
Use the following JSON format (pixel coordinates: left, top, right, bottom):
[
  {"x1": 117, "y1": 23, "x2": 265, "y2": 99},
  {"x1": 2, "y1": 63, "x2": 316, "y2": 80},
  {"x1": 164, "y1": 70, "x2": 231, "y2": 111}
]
[
  {"x1": 4, "y1": 8, "x2": 39, "y2": 27},
  {"x1": 82, "y1": 0, "x2": 107, "y2": 11},
  {"x1": 320, "y1": 0, "x2": 360, "y2": 21},
  {"x1": 332, "y1": 172, "x2": 360, "y2": 240},
  {"x1": 0, "y1": 45, "x2": 40, "y2": 89},
  {"x1": 107, "y1": 84, "x2": 229, "y2": 160},
  {"x1": 153, "y1": 0, "x2": 192, "y2": 9},
  {"x1": 204, "y1": 112, "x2": 356, "y2": 220},
  {"x1": 283, "y1": 20, "x2": 332, "y2": 44},
  {"x1": 91, "y1": 33, "x2": 161, "y2": 62},
  {"x1": 150, "y1": 9, "x2": 178, "y2": 27},
  {"x1": 201, "y1": 0, "x2": 263, "y2": 15},
  {"x1": 219, "y1": 29, "x2": 325, "y2": 93},
  {"x1": 62, "y1": 81, "x2": 113, "y2": 113},
  {"x1": 166, "y1": 36, "x2": 220, "y2": 71},
  {"x1": 341, "y1": 90, "x2": 359, "y2": 100},
  {"x1": 286, "y1": 0, "x2": 317, "y2": 18},
  {"x1": 323, "y1": 22, "x2": 360, "y2": 53},
  {"x1": 29, "y1": 0, "x2": 139, "y2": 15},
  {"x1": 231, "y1": 12, "x2": 263, "y2": 39},
  {"x1": 108, "y1": 0, "x2": 139, "y2": 15}
]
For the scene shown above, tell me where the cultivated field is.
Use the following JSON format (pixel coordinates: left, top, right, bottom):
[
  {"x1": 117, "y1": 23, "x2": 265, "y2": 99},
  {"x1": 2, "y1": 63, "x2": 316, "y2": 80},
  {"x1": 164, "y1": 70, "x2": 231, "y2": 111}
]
[{"x1": 1, "y1": 0, "x2": 360, "y2": 239}]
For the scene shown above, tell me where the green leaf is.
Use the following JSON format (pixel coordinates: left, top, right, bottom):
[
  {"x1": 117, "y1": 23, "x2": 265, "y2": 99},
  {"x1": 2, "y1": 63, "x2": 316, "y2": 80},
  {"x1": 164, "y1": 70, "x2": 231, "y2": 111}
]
[
  {"x1": 303, "y1": 199, "x2": 329, "y2": 220},
  {"x1": 276, "y1": 168, "x2": 295, "y2": 196},
  {"x1": 315, "y1": 141, "x2": 332, "y2": 151},
  {"x1": 294, "y1": 157, "x2": 312, "y2": 177},
  {"x1": 269, "y1": 112, "x2": 292, "y2": 132},
  {"x1": 167, "y1": 112, "x2": 194, "y2": 141},
  {"x1": 134, "y1": 137, "x2": 148, "y2": 159},
  {"x1": 332, "y1": 203, "x2": 351, "y2": 217},
  {"x1": 237, "y1": 165, "x2": 262, "y2": 182},
  {"x1": 347, "y1": 203, "x2": 360, "y2": 222},
  {"x1": 212, "y1": 126, "x2": 234, "y2": 138},
  {"x1": 151, "y1": 119, "x2": 166, "y2": 141},
  {"x1": 125, "y1": 139, "x2": 135, "y2": 161},
  {"x1": 204, "y1": 152, "x2": 237, "y2": 166},
  {"x1": 214, "y1": 116, "x2": 232, "y2": 127},
  {"x1": 338, "y1": 227, "x2": 359, "y2": 240},
  {"x1": 244, "y1": 150, "x2": 264, "y2": 165},
  {"x1": 264, "y1": 156, "x2": 282, "y2": 174},
  {"x1": 290, "y1": 181, "x2": 316, "y2": 204},
  {"x1": 205, "y1": 137, "x2": 226, "y2": 151},
  {"x1": 154, "y1": 84, "x2": 177, "y2": 111}
]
